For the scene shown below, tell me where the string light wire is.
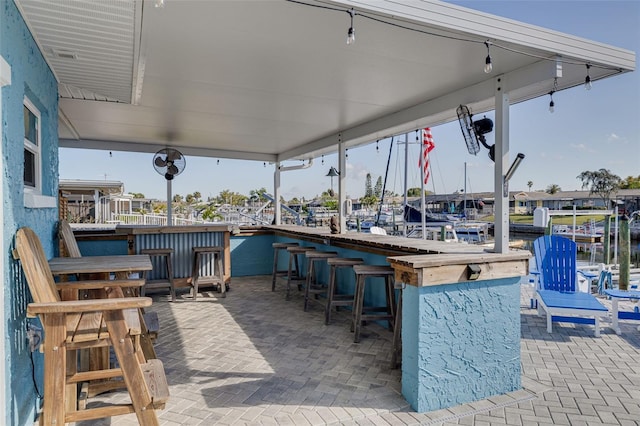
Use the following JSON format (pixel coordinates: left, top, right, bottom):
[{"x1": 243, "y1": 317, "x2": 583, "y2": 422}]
[{"x1": 284, "y1": 0, "x2": 623, "y2": 73}]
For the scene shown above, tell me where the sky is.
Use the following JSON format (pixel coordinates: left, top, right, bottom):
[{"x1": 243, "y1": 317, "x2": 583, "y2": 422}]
[{"x1": 59, "y1": 0, "x2": 640, "y2": 202}]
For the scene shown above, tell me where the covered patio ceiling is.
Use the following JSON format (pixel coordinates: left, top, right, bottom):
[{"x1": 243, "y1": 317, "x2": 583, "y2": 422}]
[{"x1": 16, "y1": 0, "x2": 635, "y2": 163}]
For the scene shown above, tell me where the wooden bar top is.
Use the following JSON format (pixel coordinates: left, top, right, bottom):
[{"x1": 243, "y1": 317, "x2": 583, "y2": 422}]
[
  {"x1": 265, "y1": 225, "x2": 510, "y2": 256},
  {"x1": 49, "y1": 255, "x2": 152, "y2": 276},
  {"x1": 116, "y1": 224, "x2": 235, "y2": 235}
]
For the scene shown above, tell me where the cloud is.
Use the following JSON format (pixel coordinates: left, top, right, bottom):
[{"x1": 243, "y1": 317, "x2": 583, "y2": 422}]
[
  {"x1": 607, "y1": 133, "x2": 626, "y2": 144},
  {"x1": 345, "y1": 162, "x2": 370, "y2": 181},
  {"x1": 569, "y1": 143, "x2": 596, "y2": 153}
]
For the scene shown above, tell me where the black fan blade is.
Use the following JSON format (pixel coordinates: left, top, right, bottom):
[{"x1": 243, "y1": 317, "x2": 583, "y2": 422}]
[
  {"x1": 154, "y1": 156, "x2": 167, "y2": 167},
  {"x1": 456, "y1": 105, "x2": 481, "y2": 155},
  {"x1": 167, "y1": 149, "x2": 182, "y2": 161},
  {"x1": 167, "y1": 164, "x2": 179, "y2": 175}
]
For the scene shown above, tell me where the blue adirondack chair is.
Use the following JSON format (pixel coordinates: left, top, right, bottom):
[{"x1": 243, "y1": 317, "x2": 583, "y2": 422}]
[
  {"x1": 534, "y1": 235, "x2": 579, "y2": 292},
  {"x1": 533, "y1": 235, "x2": 608, "y2": 336}
]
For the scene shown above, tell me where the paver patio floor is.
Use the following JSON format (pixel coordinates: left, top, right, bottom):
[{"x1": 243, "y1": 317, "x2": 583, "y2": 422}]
[{"x1": 71, "y1": 275, "x2": 640, "y2": 425}]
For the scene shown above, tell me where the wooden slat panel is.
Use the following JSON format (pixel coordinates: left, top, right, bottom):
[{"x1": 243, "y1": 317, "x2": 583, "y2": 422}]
[{"x1": 42, "y1": 313, "x2": 66, "y2": 426}]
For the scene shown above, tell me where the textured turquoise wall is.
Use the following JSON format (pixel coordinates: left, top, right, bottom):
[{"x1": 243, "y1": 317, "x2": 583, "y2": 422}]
[
  {"x1": 231, "y1": 234, "x2": 275, "y2": 276},
  {"x1": 401, "y1": 277, "x2": 521, "y2": 412},
  {"x1": 1, "y1": 0, "x2": 58, "y2": 424}
]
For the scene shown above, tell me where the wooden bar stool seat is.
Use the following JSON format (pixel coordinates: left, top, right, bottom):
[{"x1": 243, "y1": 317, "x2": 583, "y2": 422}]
[
  {"x1": 324, "y1": 257, "x2": 364, "y2": 325},
  {"x1": 351, "y1": 264, "x2": 396, "y2": 343},
  {"x1": 272, "y1": 242, "x2": 299, "y2": 291},
  {"x1": 191, "y1": 246, "x2": 225, "y2": 299},
  {"x1": 285, "y1": 246, "x2": 316, "y2": 300},
  {"x1": 140, "y1": 248, "x2": 176, "y2": 302},
  {"x1": 303, "y1": 251, "x2": 339, "y2": 311}
]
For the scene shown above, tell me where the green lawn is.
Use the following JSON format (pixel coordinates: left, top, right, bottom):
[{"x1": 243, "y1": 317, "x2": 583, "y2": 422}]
[{"x1": 481, "y1": 214, "x2": 608, "y2": 225}]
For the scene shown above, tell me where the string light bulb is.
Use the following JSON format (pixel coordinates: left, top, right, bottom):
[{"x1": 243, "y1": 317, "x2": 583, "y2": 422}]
[
  {"x1": 154, "y1": 0, "x2": 164, "y2": 8},
  {"x1": 376, "y1": 140, "x2": 379, "y2": 153},
  {"x1": 346, "y1": 9, "x2": 355, "y2": 45},
  {"x1": 216, "y1": 159, "x2": 220, "y2": 165},
  {"x1": 321, "y1": 155, "x2": 324, "y2": 165},
  {"x1": 584, "y1": 64, "x2": 592, "y2": 90},
  {"x1": 484, "y1": 41, "x2": 493, "y2": 73},
  {"x1": 548, "y1": 77, "x2": 558, "y2": 113}
]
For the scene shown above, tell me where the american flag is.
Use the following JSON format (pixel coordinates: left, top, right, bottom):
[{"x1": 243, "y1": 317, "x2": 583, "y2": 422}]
[{"x1": 418, "y1": 127, "x2": 435, "y2": 184}]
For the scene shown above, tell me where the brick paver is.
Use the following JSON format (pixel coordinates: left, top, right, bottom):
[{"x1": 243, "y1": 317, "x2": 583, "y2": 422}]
[{"x1": 69, "y1": 276, "x2": 640, "y2": 425}]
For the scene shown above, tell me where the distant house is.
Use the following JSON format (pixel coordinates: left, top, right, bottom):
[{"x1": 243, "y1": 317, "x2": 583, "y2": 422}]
[
  {"x1": 59, "y1": 179, "x2": 129, "y2": 222},
  {"x1": 406, "y1": 189, "x2": 640, "y2": 217}
]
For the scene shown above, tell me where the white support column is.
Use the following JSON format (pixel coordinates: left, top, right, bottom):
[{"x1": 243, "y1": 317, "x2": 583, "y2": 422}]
[
  {"x1": 0, "y1": 53, "x2": 11, "y2": 423},
  {"x1": 274, "y1": 162, "x2": 281, "y2": 225},
  {"x1": 494, "y1": 76, "x2": 510, "y2": 253},
  {"x1": 94, "y1": 189, "x2": 101, "y2": 223},
  {"x1": 338, "y1": 135, "x2": 347, "y2": 233}
]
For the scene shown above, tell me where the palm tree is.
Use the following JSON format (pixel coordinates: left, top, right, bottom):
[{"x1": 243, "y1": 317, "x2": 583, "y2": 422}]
[
  {"x1": 546, "y1": 184, "x2": 561, "y2": 194},
  {"x1": 527, "y1": 181, "x2": 533, "y2": 192}
]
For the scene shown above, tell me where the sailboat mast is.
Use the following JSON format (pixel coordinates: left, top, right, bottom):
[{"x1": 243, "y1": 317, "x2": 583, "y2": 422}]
[{"x1": 464, "y1": 161, "x2": 467, "y2": 221}]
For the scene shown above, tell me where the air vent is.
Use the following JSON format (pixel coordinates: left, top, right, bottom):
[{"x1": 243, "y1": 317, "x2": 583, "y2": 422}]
[{"x1": 52, "y1": 49, "x2": 79, "y2": 60}]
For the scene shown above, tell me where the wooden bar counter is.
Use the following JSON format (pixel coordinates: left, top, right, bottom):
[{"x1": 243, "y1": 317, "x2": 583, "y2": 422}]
[{"x1": 266, "y1": 225, "x2": 531, "y2": 413}]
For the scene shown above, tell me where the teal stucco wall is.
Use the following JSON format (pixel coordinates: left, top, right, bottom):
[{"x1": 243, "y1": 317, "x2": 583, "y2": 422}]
[
  {"x1": 401, "y1": 277, "x2": 521, "y2": 412},
  {"x1": 1, "y1": 0, "x2": 59, "y2": 424}
]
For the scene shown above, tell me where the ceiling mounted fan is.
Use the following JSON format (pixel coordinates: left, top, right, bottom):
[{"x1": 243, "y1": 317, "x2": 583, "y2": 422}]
[{"x1": 456, "y1": 104, "x2": 495, "y2": 162}]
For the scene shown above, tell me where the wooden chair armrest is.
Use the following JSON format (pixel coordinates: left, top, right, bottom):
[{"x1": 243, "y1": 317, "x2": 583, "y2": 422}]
[
  {"x1": 56, "y1": 279, "x2": 145, "y2": 291},
  {"x1": 27, "y1": 297, "x2": 152, "y2": 315}
]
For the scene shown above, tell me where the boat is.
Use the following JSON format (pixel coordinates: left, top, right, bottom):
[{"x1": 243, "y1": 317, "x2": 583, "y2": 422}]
[
  {"x1": 406, "y1": 224, "x2": 461, "y2": 242},
  {"x1": 454, "y1": 222, "x2": 490, "y2": 243},
  {"x1": 552, "y1": 224, "x2": 603, "y2": 243}
]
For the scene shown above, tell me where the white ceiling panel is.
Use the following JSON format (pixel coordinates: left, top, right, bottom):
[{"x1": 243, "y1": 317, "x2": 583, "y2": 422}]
[{"x1": 16, "y1": 0, "x2": 635, "y2": 162}]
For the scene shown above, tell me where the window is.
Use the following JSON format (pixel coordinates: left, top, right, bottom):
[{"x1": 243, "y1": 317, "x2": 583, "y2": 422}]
[{"x1": 23, "y1": 97, "x2": 41, "y2": 191}]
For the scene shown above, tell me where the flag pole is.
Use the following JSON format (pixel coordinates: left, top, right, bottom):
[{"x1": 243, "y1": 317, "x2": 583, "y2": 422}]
[
  {"x1": 403, "y1": 132, "x2": 409, "y2": 237},
  {"x1": 420, "y1": 130, "x2": 426, "y2": 240}
]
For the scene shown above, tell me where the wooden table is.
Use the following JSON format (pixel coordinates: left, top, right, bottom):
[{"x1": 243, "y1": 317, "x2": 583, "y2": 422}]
[
  {"x1": 49, "y1": 255, "x2": 152, "y2": 277},
  {"x1": 48, "y1": 254, "x2": 154, "y2": 408}
]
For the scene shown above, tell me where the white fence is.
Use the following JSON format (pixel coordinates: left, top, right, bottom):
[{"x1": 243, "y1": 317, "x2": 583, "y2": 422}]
[{"x1": 110, "y1": 213, "x2": 205, "y2": 226}]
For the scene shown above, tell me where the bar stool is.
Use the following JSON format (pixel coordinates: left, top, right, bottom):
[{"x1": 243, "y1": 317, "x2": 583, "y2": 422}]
[
  {"x1": 303, "y1": 251, "x2": 338, "y2": 311},
  {"x1": 390, "y1": 282, "x2": 403, "y2": 369},
  {"x1": 324, "y1": 257, "x2": 364, "y2": 325},
  {"x1": 285, "y1": 246, "x2": 316, "y2": 300},
  {"x1": 140, "y1": 248, "x2": 176, "y2": 302},
  {"x1": 272, "y1": 242, "x2": 299, "y2": 291},
  {"x1": 351, "y1": 264, "x2": 396, "y2": 343},
  {"x1": 191, "y1": 246, "x2": 225, "y2": 299}
]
